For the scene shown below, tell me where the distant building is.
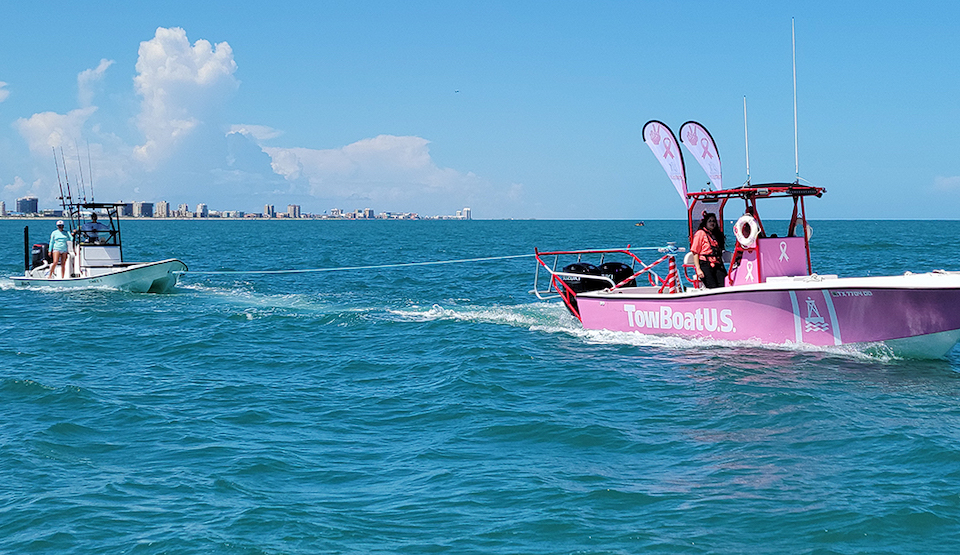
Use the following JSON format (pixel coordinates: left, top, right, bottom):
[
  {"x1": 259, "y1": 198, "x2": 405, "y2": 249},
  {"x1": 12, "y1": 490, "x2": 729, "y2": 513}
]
[
  {"x1": 264, "y1": 204, "x2": 275, "y2": 218},
  {"x1": 17, "y1": 196, "x2": 38, "y2": 214},
  {"x1": 155, "y1": 201, "x2": 169, "y2": 218},
  {"x1": 0, "y1": 201, "x2": 5, "y2": 217},
  {"x1": 133, "y1": 201, "x2": 154, "y2": 218},
  {"x1": 116, "y1": 202, "x2": 133, "y2": 216},
  {"x1": 287, "y1": 204, "x2": 300, "y2": 218},
  {"x1": 330, "y1": 208, "x2": 343, "y2": 218},
  {"x1": 177, "y1": 204, "x2": 190, "y2": 217},
  {"x1": 462, "y1": 207, "x2": 471, "y2": 220},
  {"x1": 196, "y1": 203, "x2": 209, "y2": 218},
  {"x1": 363, "y1": 208, "x2": 374, "y2": 219}
]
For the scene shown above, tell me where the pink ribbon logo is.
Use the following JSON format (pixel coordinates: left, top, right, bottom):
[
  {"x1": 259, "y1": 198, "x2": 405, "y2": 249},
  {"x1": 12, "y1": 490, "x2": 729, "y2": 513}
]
[
  {"x1": 662, "y1": 138, "x2": 675, "y2": 159},
  {"x1": 779, "y1": 241, "x2": 789, "y2": 262},
  {"x1": 700, "y1": 138, "x2": 714, "y2": 159}
]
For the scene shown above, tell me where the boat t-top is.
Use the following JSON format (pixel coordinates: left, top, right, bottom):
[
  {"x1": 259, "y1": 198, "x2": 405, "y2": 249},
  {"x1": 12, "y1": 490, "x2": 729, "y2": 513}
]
[{"x1": 12, "y1": 201, "x2": 186, "y2": 293}]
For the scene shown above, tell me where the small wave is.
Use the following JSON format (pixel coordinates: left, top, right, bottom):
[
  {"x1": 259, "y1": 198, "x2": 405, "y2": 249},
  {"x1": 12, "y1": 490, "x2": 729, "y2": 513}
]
[{"x1": 387, "y1": 302, "x2": 569, "y2": 328}]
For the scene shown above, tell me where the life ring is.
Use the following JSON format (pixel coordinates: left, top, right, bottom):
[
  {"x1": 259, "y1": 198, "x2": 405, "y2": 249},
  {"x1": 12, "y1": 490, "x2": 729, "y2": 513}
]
[
  {"x1": 734, "y1": 215, "x2": 760, "y2": 248},
  {"x1": 795, "y1": 222, "x2": 813, "y2": 241}
]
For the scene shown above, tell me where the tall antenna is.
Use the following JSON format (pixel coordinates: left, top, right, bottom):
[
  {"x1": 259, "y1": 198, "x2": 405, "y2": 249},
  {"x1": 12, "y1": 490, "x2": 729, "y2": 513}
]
[
  {"x1": 743, "y1": 96, "x2": 751, "y2": 186},
  {"x1": 792, "y1": 17, "x2": 799, "y2": 183}
]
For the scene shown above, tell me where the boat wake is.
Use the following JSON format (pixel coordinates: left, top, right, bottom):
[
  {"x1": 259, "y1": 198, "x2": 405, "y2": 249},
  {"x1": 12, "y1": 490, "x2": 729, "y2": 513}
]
[
  {"x1": 130, "y1": 281, "x2": 923, "y2": 363},
  {"x1": 387, "y1": 302, "x2": 566, "y2": 328},
  {"x1": 1, "y1": 277, "x2": 118, "y2": 294}
]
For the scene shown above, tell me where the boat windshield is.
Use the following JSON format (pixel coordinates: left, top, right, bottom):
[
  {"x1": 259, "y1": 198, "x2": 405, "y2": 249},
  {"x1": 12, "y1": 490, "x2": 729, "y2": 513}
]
[{"x1": 74, "y1": 203, "x2": 122, "y2": 246}]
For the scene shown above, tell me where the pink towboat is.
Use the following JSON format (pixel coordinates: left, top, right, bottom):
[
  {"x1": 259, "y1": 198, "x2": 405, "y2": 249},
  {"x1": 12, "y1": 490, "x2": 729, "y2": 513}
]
[{"x1": 533, "y1": 182, "x2": 960, "y2": 359}]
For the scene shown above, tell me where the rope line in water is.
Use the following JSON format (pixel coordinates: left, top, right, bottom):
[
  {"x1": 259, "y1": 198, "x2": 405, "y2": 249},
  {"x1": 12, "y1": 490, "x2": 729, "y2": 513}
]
[{"x1": 178, "y1": 253, "x2": 537, "y2": 276}]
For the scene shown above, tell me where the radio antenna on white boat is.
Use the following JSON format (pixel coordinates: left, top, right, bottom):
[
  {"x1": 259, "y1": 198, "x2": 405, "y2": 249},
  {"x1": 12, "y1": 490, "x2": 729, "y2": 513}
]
[
  {"x1": 743, "y1": 95, "x2": 751, "y2": 186},
  {"x1": 792, "y1": 17, "x2": 800, "y2": 184}
]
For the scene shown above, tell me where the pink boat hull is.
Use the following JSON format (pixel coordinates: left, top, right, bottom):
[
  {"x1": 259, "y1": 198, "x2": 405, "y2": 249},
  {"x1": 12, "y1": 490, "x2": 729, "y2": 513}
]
[{"x1": 576, "y1": 273, "x2": 960, "y2": 358}]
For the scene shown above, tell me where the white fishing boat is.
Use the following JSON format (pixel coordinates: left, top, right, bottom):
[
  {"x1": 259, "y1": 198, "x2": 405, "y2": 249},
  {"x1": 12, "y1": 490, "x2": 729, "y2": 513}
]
[{"x1": 12, "y1": 202, "x2": 186, "y2": 293}]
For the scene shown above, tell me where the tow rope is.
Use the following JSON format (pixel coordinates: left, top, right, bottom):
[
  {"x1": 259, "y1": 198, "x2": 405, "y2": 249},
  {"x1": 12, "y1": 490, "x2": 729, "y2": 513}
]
[{"x1": 177, "y1": 253, "x2": 536, "y2": 276}]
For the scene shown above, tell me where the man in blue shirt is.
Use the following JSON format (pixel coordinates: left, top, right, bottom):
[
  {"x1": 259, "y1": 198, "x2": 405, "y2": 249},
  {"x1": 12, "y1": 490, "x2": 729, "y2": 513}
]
[{"x1": 79, "y1": 212, "x2": 110, "y2": 244}]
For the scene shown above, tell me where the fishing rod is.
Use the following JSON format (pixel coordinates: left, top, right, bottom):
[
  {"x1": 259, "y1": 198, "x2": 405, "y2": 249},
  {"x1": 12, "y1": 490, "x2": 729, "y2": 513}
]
[
  {"x1": 59, "y1": 148, "x2": 77, "y2": 231},
  {"x1": 86, "y1": 140, "x2": 95, "y2": 203},
  {"x1": 53, "y1": 148, "x2": 67, "y2": 215},
  {"x1": 75, "y1": 141, "x2": 87, "y2": 204}
]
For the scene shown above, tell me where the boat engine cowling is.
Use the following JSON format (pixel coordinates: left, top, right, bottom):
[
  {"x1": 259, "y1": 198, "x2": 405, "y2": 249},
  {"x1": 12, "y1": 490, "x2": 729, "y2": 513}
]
[
  {"x1": 31, "y1": 243, "x2": 50, "y2": 269},
  {"x1": 599, "y1": 262, "x2": 637, "y2": 288},
  {"x1": 560, "y1": 262, "x2": 605, "y2": 294}
]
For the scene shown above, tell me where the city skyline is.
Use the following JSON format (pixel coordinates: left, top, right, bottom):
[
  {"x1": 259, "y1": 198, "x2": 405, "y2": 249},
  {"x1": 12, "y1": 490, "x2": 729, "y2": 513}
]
[{"x1": 4, "y1": 194, "x2": 471, "y2": 220}]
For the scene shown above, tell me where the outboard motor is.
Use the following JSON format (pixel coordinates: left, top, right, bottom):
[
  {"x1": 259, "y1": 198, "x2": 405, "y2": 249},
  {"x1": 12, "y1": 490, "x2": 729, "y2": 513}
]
[
  {"x1": 599, "y1": 261, "x2": 636, "y2": 288},
  {"x1": 560, "y1": 262, "x2": 604, "y2": 294},
  {"x1": 557, "y1": 262, "x2": 605, "y2": 317},
  {"x1": 31, "y1": 243, "x2": 50, "y2": 270}
]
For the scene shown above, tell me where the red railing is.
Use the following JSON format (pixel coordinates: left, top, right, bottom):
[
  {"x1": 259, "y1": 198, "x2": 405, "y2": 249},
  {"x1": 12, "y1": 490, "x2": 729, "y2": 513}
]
[{"x1": 533, "y1": 247, "x2": 678, "y2": 321}]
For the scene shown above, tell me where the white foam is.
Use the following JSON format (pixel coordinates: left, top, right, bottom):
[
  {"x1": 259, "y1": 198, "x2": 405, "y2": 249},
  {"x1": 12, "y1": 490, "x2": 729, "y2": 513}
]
[
  {"x1": 387, "y1": 302, "x2": 571, "y2": 328},
  {"x1": 565, "y1": 326, "x2": 901, "y2": 362}
]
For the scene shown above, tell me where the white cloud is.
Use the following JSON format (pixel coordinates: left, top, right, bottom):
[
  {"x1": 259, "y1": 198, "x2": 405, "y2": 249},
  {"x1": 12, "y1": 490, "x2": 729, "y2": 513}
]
[
  {"x1": 14, "y1": 107, "x2": 98, "y2": 155},
  {"x1": 77, "y1": 59, "x2": 114, "y2": 106},
  {"x1": 133, "y1": 27, "x2": 238, "y2": 167},
  {"x1": 262, "y1": 135, "x2": 482, "y2": 203},
  {"x1": 6, "y1": 28, "x2": 512, "y2": 216},
  {"x1": 0, "y1": 81, "x2": 9, "y2": 103},
  {"x1": 934, "y1": 176, "x2": 960, "y2": 192},
  {"x1": 3, "y1": 176, "x2": 30, "y2": 195},
  {"x1": 3, "y1": 177, "x2": 49, "y2": 204},
  {"x1": 229, "y1": 124, "x2": 283, "y2": 141}
]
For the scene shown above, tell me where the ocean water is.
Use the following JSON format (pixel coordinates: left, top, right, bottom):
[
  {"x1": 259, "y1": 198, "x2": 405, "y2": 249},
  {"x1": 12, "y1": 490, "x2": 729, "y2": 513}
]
[{"x1": 1, "y1": 219, "x2": 959, "y2": 554}]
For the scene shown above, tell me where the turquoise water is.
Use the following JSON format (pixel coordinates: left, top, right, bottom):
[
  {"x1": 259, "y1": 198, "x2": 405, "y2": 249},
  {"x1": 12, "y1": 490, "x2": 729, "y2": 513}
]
[{"x1": 2, "y1": 219, "x2": 959, "y2": 554}]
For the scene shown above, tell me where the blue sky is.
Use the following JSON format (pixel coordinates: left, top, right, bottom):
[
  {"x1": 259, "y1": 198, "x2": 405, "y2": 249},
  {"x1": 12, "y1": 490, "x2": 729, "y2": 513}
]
[{"x1": 1, "y1": 1, "x2": 958, "y2": 219}]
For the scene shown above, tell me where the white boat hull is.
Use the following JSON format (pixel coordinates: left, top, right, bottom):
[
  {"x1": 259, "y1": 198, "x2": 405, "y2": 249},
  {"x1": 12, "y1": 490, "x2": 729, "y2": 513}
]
[{"x1": 11, "y1": 259, "x2": 187, "y2": 293}]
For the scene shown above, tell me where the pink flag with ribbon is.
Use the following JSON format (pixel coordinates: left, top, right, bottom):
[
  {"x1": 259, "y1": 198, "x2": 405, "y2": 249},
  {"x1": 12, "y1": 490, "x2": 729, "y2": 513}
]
[
  {"x1": 679, "y1": 121, "x2": 722, "y2": 191},
  {"x1": 642, "y1": 120, "x2": 687, "y2": 208}
]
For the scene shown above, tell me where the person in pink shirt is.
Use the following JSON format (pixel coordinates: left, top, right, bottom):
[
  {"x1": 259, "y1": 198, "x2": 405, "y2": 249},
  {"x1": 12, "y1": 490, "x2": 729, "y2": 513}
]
[{"x1": 691, "y1": 212, "x2": 726, "y2": 288}]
